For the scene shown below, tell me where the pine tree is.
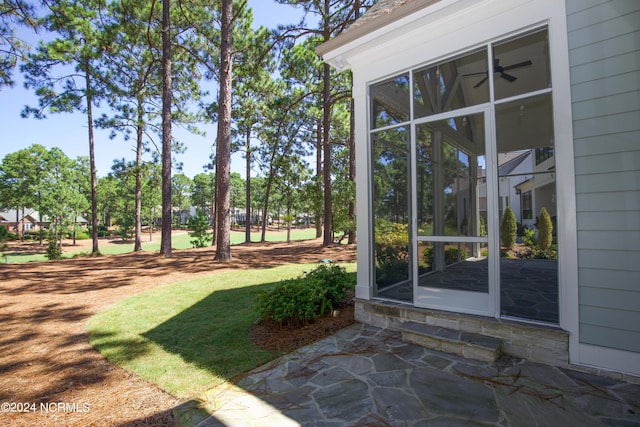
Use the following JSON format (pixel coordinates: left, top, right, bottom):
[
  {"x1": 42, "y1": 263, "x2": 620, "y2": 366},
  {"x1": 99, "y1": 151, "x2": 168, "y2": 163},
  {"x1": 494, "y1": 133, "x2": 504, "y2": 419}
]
[{"x1": 21, "y1": 0, "x2": 107, "y2": 255}]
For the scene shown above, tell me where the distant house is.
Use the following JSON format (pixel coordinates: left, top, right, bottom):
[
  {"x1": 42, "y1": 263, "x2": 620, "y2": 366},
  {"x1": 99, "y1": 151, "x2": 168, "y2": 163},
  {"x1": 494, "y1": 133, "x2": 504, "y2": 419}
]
[
  {"x1": 0, "y1": 209, "x2": 88, "y2": 235},
  {"x1": 0, "y1": 209, "x2": 41, "y2": 234},
  {"x1": 477, "y1": 150, "x2": 533, "y2": 226},
  {"x1": 318, "y1": 0, "x2": 640, "y2": 378}
]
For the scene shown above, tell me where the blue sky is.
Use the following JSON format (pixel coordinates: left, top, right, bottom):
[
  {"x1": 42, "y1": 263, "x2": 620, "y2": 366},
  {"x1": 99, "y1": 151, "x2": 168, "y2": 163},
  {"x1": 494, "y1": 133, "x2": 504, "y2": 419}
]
[{"x1": 0, "y1": 1, "x2": 306, "y2": 179}]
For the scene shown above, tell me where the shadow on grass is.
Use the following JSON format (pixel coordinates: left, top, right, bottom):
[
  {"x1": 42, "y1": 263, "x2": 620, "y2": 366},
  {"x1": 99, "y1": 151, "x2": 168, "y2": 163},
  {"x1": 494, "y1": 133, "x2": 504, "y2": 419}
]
[
  {"x1": 141, "y1": 282, "x2": 278, "y2": 380},
  {"x1": 89, "y1": 330, "x2": 155, "y2": 364},
  {"x1": 87, "y1": 265, "x2": 359, "y2": 425},
  {"x1": 86, "y1": 276, "x2": 287, "y2": 401}
]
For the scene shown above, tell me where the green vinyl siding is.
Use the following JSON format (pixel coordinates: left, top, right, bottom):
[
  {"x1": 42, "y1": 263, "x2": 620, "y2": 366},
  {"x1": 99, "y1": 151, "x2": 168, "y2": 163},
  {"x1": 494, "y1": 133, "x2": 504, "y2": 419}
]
[
  {"x1": 575, "y1": 171, "x2": 640, "y2": 192},
  {"x1": 576, "y1": 191, "x2": 640, "y2": 212},
  {"x1": 580, "y1": 324, "x2": 640, "y2": 354},
  {"x1": 571, "y1": 72, "x2": 640, "y2": 104},
  {"x1": 577, "y1": 231, "x2": 640, "y2": 251},
  {"x1": 577, "y1": 211, "x2": 640, "y2": 231},
  {"x1": 573, "y1": 132, "x2": 639, "y2": 157},
  {"x1": 572, "y1": 91, "x2": 640, "y2": 122},
  {"x1": 577, "y1": 268, "x2": 640, "y2": 292},
  {"x1": 574, "y1": 151, "x2": 640, "y2": 174},
  {"x1": 568, "y1": 0, "x2": 640, "y2": 353},
  {"x1": 577, "y1": 249, "x2": 640, "y2": 272}
]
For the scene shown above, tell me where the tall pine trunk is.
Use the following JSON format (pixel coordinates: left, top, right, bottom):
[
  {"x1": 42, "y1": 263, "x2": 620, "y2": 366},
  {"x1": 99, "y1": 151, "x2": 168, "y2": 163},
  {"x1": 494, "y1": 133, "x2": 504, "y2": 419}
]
[
  {"x1": 214, "y1": 0, "x2": 233, "y2": 261},
  {"x1": 322, "y1": 61, "x2": 332, "y2": 246},
  {"x1": 160, "y1": 0, "x2": 172, "y2": 257},
  {"x1": 84, "y1": 59, "x2": 99, "y2": 255},
  {"x1": 245, "y1": 126, "x2": 252, "y2": 244},
  {"x1": 260, "y1": 172, "x2": 274, "y2": 243},
  {"x1": 134, "y1": 102, "x2": 143, "y2": 251}
]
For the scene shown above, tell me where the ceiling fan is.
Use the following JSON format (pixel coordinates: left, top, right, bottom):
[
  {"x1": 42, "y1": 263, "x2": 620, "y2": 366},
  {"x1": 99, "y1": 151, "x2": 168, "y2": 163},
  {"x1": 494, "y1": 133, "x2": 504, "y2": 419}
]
[{"x1": 465, "y1": 58, "x2": 533, "y2": 88}]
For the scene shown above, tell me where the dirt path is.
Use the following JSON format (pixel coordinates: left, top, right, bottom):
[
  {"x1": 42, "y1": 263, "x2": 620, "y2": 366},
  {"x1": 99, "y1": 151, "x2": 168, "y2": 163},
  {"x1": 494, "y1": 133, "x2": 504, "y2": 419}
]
[{"x1": 0, "y1": 239, "x2": 356, "y2": 426}]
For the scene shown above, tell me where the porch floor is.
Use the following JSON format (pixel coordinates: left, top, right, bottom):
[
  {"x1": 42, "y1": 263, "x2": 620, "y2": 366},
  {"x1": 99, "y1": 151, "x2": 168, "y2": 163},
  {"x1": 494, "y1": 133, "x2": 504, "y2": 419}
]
[
  {"x1": 175, "y1": 323, "x2": 640, "y2": 426},
  {"x1": 378, "y1": 257, "x2": 559, "y2": 324}
]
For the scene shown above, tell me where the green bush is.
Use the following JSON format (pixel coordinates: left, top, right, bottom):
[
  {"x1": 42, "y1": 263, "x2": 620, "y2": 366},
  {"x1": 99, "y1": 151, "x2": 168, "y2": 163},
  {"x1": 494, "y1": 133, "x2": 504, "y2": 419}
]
[
  {"x1": 0, "y1": 227, "x2": 16, "y2": 242},
  {"x1": 45, "y1": 241, "x2": 63, "y2": 260},
  {"x1": 522, "y1": 227, "x2": 536, "y2": 247},
  {"x1": 93, "y1": 225, "x2": 110, "y2": 238},
  {"x1": 374, "y1": 223, "x2": 409, "y2": 286},
  {"x1": 188, "y1": 210, "x2": 212, "y2": 248},
  {"x1": 423, "y1": 246, "x2": 468, "y2": 267},
  {"x1": 255, "y1": 264, "x2": 355, "y2": 326},
  {"x1": 75, "y1": 230, "x2": 90, "y2": 240},
  {"x1": 374, "y1": 223, "x2": 409, "y2": 264},
  {"x1": 116, "y1": 225, "x2": 133, "y2": 241},
  {"x1": 500, "y1": 206, "x2": 517, "y2": 250},
  {"x1": 526, "y1": 246, "x2": 557, "y2": 260},
  {"x1": 376, "y1": 258, "x2": 409, "y2": 286},
  {"x1": 537, "y1": 207, "x2": 553, "y2": 250},
  {"x1": 303, "y1": 264, "x2": 354, "y2": 304}
]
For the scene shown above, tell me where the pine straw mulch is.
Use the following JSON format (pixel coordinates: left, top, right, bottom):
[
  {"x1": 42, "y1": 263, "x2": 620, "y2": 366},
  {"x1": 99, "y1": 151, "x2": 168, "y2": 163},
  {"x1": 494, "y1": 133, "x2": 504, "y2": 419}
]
[{"x1": 0, "y1": 237, "x2": 356, "y2": 427}]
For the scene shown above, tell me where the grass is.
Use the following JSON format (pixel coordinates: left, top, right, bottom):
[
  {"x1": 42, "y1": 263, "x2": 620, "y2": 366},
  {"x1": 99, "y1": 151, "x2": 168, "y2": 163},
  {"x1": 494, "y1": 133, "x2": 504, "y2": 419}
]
[
  {"x1": 87, "y1": 262, "x2": 356, "y2": 399},
  {"x1": 1, "y1": 227, "x2": 319, "y2": 263}
]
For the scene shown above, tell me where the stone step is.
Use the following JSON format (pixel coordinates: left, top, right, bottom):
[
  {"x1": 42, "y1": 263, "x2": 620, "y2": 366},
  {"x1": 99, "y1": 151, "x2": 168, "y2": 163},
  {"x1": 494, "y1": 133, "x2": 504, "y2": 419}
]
[{"x1": 400, "y1": 321, "x2": 502, "y2": 362}]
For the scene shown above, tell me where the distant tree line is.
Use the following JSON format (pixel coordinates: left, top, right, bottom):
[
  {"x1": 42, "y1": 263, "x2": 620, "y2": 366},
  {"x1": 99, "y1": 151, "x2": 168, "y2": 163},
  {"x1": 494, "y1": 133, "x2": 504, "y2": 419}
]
[
  {"x1": 0, "y1": 143, "x2": 338, "y2": 245},
  {"x1": 0, "y1": 0, "x2": 375, "y2": 258}
]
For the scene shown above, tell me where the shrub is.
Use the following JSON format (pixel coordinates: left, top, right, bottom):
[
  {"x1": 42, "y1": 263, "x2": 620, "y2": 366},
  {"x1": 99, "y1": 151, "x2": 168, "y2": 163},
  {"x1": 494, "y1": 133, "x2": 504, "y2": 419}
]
[
  {"x1": 522, "y1": 227, "x2": 536, "y2": 247},
  {"x1": 188, "y1": 210, "x2": 212, "y2": 248},
  {"x1": 374, "y1": 223, "x2": 409, "y2": 264},
  {"x1": 500, "y1": 206, "x2": 517, "y2": 250},
  {"x1": 116, "y1": 225, "x2": 133, "y2": 241},
  {"x1": 526, "y1": 246, "x2": 557, "y2": 260},
  {"x1": 374, "y1": 223, "x2": 409, "y2": 286},
  {"x1": 93, "y1": 225, "x2": 110, "y2": 238},
  {"x1": 75, "y1": 230, "x2": 90, "y2": 240},
  {"x1": 376, "y1": 258, "x2": 409, "y2": 286},
  {"x1": 255, "y1": 278, "x2": 319, "y2": 325},
  {"x1": 303, "y1": 264, "x2": 354, "y2": 304},
  {"x1": 0, "y1": 227, "x2": 16, "y2": 242},
  {"x1": 45, "y1": 241, "x2": 63, "y2": 260},
  {"x1": 255, "y1": 264, "x2": 355, "y2": 326},
  {"x1": 537, "y1": 208, "x2": 553, "y2": 250},
  {"x1": 423, "y1": 246, "x2": 468, "y2": 266}
]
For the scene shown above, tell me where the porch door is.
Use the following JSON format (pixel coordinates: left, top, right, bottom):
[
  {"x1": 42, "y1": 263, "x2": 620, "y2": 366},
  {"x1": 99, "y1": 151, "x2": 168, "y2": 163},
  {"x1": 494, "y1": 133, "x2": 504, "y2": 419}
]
[{"x1": 413, "y1": 109, "x2": 497, "y2": 316}]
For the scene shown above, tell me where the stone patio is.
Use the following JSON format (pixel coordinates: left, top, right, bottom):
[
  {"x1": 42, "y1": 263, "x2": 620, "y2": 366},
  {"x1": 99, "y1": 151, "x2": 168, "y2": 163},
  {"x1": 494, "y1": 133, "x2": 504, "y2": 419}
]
[{"x1": 175, "y1": 323, "x2": 640, "y2": 426}]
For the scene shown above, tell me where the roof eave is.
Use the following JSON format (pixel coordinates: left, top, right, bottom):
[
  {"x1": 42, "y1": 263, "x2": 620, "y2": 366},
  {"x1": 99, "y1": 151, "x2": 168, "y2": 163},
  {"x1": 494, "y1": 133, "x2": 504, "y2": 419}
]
[{"x1": 316, "y1": 0, "x2": 443, "y2": 59}]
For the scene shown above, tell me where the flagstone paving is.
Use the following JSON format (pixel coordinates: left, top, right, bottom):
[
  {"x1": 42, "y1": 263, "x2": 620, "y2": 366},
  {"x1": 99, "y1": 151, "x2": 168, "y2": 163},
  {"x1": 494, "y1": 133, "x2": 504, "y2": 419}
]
[{"x1": 175, "y1": 324, "x2": 640, "y2": 426}]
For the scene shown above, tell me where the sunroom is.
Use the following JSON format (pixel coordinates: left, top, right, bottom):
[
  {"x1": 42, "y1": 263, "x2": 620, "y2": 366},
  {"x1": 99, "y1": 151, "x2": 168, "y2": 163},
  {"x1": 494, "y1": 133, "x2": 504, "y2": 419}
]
[
  {"x1": 319, "y1": 0, "x2": 579, "y2": 369},
  {"x1": 319, "y1": 0, "x2": 640, "y2": 379}
]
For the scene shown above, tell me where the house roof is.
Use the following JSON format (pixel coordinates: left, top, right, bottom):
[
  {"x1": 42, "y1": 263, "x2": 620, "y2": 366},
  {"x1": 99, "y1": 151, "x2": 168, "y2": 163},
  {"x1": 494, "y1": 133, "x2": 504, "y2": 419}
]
[
  {"x1": 0, "y1": 209, "x2": 87, "y2": 224},
  {"x1": 0, "y1": 209, "x2": 39, "y2": 222},
  {"x1": 316, "y1": 0, "x2": 442, "y2": 57},
  {"x1": 498, "y1": 151, "x2": 530, "y2": 176}
]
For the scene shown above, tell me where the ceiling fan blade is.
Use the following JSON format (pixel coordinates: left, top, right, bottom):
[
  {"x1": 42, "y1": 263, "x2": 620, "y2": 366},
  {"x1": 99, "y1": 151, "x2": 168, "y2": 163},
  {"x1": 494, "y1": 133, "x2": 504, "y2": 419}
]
[
  {"x1": 473, "y1": 76, "x2": 488, "y2": 88},
  {"x1": 501, "y1": 72, "x2": 517, "y2": 82},
  {"x1": 501, "y1": 60, "x2": 532, "y2": 71}
]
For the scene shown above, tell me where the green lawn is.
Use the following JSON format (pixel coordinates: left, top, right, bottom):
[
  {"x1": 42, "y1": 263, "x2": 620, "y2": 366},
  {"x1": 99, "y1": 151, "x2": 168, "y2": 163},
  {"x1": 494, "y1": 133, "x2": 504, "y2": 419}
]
[
  {"x1": 87, "y1": 262, "x2": 356, "y2": 398},
  {"x1": 2, "y1": 228, "x2": 319, "y2": 263}
]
